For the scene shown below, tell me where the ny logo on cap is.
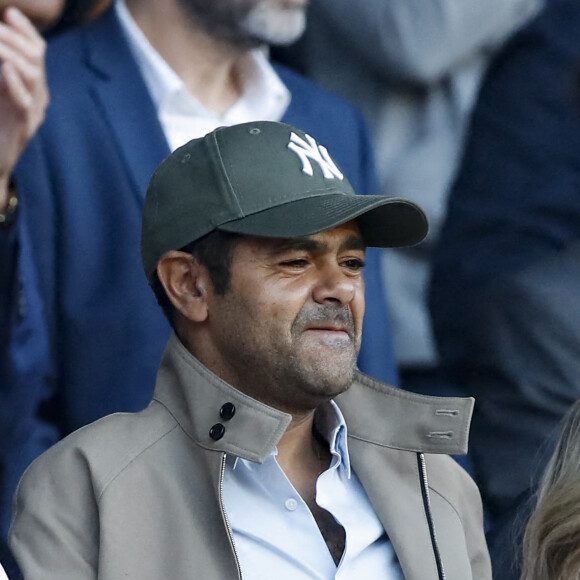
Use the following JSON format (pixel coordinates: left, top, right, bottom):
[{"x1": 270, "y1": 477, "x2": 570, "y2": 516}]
[{"x1": 287, "y1": 132, "x2": 344, "y2": 180}]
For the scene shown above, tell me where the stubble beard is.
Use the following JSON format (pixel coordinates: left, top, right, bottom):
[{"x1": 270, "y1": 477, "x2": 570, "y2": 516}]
[
  {"x1": 214, "y1": 300, "x2": 360, "y2": 414},
  {"x1": 241, "y1": 2, "x2": 307, "y2": 46},
  {"x1": 177, "y1": 0, "x2": 306, "y2": 49},
  {"x1": 238, "y1": 303, "x2": 360, "y2": 414},
  {"x1": 281, "y1": 350, "x2": 357, "y2": 412},
  {"x1": 245, "y1": 336, "x2": 358, "y2": 415},
  {"x1": 284, "y1": 303, "x2": 360, "y2": 405}
]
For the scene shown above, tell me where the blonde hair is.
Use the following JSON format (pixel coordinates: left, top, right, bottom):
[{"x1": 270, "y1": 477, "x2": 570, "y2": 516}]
[{"x1": 521, "y1": 399, "x2": 580, "y2": 580}]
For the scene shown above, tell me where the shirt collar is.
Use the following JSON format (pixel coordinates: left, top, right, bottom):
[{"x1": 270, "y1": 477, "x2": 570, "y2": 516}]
[
  {"x1": 229, "y1": 400, "x2": 352, "y2": 478},
  {"x1": 114, "y1": 0, "x2": 290, "y2": 122},
  {"x1": 315, "y1": 400, "x2": 352, "y2": 479}
]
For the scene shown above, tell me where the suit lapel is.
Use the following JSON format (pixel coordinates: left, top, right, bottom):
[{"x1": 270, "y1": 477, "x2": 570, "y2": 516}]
[{"x1": 82, "y1": 6, "x2": 170, "y2": 202}]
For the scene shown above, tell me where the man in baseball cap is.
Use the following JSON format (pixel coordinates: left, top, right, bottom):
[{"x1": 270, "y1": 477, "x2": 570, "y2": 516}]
[{"x1": 10, "y1": 121, "x2": 490, "y2": 580}]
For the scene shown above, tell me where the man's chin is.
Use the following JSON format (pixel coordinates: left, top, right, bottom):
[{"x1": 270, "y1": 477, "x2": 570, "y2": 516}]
[
  {"x1": 302, "y1": 357, "x2": 357, "y2": 393},
  {"x1": 241, "y1": 9, "x2": 306, "y2": 46},
  {"x1": 315, "y1": 375, "x2": 354, "y2": 400}
]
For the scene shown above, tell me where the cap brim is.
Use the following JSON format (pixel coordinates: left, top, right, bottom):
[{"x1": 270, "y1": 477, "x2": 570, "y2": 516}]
[{"x1": 218, "y1": 193, "x2": 428, "y2": 248}]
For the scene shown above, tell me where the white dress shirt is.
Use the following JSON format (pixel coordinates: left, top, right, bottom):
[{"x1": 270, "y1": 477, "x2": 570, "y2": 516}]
[
  {"x1": 0, "y1": 563, "x2": 7, "y2": 580},
  {"x1": 223, "y1": 402, "x2": 403, "y2": 579},
  {"x1": 115, "y1": 0, "x2": 291, "y2": 151}
]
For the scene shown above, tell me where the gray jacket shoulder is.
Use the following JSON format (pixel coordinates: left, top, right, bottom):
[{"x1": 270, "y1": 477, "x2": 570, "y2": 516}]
[{"x1": 14, "y1": 401, "x2": 178, "y2": 501}]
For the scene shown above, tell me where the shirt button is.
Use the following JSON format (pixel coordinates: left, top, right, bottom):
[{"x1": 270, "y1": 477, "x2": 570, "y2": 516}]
[
  {"x1": 209, "y1": 423, "x2": 225, "y2": 441},
  {"x1": 220, "y1": 402, "x2": 236, "y2": 421},
  {"x1": 285, "y1": 498, "x2": 298, "y2": 511}
]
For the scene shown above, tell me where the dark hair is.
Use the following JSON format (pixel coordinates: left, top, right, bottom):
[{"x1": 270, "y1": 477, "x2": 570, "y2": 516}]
[
  {"x1": 47, "y1": 0, "x2": 107, "y2": 36},
  {"x1": 150, "y1": 229, "x2": 240, "y2": 328}
]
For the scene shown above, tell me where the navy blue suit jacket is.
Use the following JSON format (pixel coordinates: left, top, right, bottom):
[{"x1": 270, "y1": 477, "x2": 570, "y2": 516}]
[{"x1": 1, "y1": 6, "x2": 397, "y2": 531}]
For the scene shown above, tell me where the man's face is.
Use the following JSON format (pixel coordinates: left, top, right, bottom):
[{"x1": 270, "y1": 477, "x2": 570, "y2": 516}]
[
  {"x1": 202, "y1": 221, "x2": 365, "y2": 414},
  {"x1": 0, "y1": 0, "x2": 65, "y2": 30},
  {"x1": 178, "y1": 0, "x2": 307, "y2": 48}
]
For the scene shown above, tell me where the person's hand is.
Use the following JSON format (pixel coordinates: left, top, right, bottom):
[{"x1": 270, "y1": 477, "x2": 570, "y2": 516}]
[{"x1": 0, "y1": 6, "x2": 49, "y2": 212}]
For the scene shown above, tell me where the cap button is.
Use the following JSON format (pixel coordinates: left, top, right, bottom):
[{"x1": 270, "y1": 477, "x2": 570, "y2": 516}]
[
  {"x1": 209, "y1": 423, "x2": 225, "y2": 441},
  {"x1": 220, "y1": 402, "x2": 236, "y2": 421}
]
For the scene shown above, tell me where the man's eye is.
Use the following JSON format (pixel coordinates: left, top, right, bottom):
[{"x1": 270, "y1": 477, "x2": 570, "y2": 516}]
[
  {"x1": 280, "y1": 259, "x2": 309, "y2": 268},
  {"x1": 343, "y1": 259, "x2": 365, "y2": 271}
]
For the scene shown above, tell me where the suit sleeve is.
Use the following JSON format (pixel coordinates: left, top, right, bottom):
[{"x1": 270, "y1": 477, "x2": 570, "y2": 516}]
[
  {"x1": 462, "y1": 242, "x2": 580, "y2": 540},
  {"x1": 0, "y1": 136, "x2": 62, "y2": 537},
  {"x1": 0, "y1": 229, "x2": 17, "y2": 360}
]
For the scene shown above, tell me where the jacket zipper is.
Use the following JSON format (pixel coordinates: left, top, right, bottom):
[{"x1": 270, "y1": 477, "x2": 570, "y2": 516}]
[
  {"x1": 417, "y1": 452, "x2": 446, "y2": 580},
  {"x1": 219, "y1": 453, "x2": 243, "y2": 580}
]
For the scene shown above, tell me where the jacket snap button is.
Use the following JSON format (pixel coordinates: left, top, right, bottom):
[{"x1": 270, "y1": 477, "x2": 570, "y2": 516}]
[
  {"x1": 220, "y1": 402, "x2": 236, "y2": 421},
  {"x1": 209, "y1": 423, "x2": 225, "y2": 441}
]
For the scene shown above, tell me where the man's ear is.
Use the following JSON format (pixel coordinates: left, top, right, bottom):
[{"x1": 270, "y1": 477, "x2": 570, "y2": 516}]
[{"x1": 156, "y1": 251, "x2": 210, "y2": 322}]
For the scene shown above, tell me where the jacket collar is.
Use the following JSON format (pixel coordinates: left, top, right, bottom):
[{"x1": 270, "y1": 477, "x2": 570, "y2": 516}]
[
  {"x1": 153, "y1": 334, "x2": 473, "y2": 461},
  {"x1": 336, "y1": 373, "x2": 473, "y2": 456},
  {"x1": 153, "y1": 334, "x2": 292, "y2": 463}
]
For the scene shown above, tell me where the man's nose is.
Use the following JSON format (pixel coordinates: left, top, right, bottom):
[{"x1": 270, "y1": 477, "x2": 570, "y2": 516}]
[{"x1": 311, "y1": 263, "x2": 358, "y2": 306}]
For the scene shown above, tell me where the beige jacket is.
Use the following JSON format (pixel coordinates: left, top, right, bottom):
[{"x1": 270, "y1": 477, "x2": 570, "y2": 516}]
[{"x1": 10, "y1": 334, "x2": 491, "y2": 579}]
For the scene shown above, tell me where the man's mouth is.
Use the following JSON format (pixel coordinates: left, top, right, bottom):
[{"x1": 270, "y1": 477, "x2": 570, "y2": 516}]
[
  {"x1": 303, "y1": 324, "x2": 352, "y2": 344},
  {"x1": 306, "y1": 324, "x2": 348, "y2": 333},
  {"x1": 292, "y1": 305, "x2": 356, "y2": 343}
]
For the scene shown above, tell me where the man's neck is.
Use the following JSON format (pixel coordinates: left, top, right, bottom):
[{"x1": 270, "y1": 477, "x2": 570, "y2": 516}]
[
  {"x1": 125, "y1": 0, "x2": 245, "y2": 115},
  {"x1": 276, "y1": 412, "x2": 331, "y2": 503}
]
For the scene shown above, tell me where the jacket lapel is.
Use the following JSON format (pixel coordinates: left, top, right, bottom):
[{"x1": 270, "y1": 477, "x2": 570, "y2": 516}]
[
  {"x1": 82, "y1": 6, "x2": 170, "y2": 202},
  {"x1": 348, "y1": 441, "x2": 439, "y2": 579}
]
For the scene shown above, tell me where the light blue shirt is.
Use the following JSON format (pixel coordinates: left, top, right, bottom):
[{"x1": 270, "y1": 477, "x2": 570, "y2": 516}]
[{"x1": 223, "y1": 402, "x2": 402, "y2": 579}]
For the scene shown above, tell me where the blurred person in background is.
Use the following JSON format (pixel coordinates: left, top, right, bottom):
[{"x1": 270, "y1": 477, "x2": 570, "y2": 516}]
[
  {"x1": 0, "y1": 2, "x2": 102, "y2": 576},
  {"x1": 521, "y1": 398, "x2": 580, "y2": 580},
  {"x1": 430, "y1": 0, "x2": 580, "y2": 577}
]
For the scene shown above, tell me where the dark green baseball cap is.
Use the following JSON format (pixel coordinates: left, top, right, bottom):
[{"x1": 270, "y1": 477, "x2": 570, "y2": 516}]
[{"x1": 141, "y1": 121, "x2": 428, "y2": 280}]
